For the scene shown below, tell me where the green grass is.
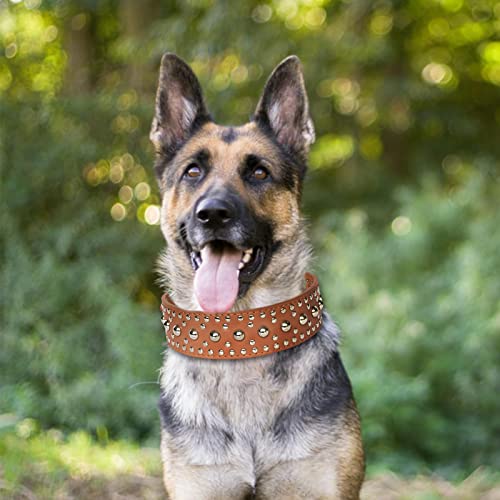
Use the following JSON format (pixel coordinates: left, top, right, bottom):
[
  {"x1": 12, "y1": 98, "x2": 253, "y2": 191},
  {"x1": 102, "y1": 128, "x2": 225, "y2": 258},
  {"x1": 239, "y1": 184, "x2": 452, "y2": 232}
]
[
  {"x1": 0, "y1": 418, "x2": 162, "y2": 499},
  {"x1": 1, "y1": 420, "x2": 499, "y2": 499}
]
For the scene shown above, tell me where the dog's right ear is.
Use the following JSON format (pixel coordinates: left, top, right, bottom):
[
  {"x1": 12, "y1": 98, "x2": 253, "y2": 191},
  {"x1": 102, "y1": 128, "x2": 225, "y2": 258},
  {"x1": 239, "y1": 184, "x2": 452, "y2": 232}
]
[
  {"x1": 150, "y1": 53, "x2": 210, "y2": 156},
  {"x1": 254, "y1": 56, "x2": 315, "y2": 160}
]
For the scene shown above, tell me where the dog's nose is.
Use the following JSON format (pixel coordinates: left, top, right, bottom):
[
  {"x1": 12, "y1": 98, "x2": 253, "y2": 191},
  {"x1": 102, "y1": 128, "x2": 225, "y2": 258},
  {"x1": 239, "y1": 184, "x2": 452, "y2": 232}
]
[{"x1": 196, "y1": 198, "x2": 235, "y2": 227}]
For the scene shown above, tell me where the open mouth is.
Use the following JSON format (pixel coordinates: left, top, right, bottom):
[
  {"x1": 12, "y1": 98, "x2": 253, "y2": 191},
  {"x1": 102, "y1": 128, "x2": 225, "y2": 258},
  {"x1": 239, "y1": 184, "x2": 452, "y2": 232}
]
[
  {"x1": 186, "y1": 240, "x2": 266, "y2": 312},
  {"x1": 190, "y1": 242, "x2": 264, "y2": 279}
]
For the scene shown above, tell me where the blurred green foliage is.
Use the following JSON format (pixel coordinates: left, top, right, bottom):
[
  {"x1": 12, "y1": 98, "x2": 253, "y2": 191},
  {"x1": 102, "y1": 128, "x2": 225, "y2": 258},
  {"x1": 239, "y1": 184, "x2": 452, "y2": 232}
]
[
  {"x1": 1, "y1": 0, "x2": 499, "y2": 475},
  {"x1": 315, "y1": 176, "x2": 500, "y2": 473}
]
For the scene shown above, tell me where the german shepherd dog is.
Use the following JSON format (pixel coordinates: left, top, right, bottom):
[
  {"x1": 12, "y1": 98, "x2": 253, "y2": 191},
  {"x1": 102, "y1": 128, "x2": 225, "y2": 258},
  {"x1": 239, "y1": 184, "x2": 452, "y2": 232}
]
[{"x1": 150, "y1": 54, "x2": 364, "y2": 499}]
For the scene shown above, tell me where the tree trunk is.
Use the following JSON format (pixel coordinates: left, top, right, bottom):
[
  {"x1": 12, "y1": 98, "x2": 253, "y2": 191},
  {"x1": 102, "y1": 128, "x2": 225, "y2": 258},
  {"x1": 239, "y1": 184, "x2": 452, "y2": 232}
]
[
  {"x1": 63, "y1": 12, "x2": 93, "y2": 95},
  {"x1": 120, "y1": 0, "x2": 159, "y2": 93}
]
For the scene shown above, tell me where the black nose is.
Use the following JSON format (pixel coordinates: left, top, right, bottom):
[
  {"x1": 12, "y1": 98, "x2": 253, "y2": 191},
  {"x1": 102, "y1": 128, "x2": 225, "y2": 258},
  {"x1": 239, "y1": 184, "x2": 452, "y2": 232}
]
[{"x1": 196, "y1": 198, "x2": 236, "y2": 227}]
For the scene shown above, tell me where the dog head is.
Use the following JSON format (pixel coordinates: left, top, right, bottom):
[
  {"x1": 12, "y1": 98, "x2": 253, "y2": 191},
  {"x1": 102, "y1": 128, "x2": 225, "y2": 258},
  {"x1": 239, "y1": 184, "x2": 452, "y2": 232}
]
[{"x1": 151, "y1": 54, "x2": 314, "y2": 312}]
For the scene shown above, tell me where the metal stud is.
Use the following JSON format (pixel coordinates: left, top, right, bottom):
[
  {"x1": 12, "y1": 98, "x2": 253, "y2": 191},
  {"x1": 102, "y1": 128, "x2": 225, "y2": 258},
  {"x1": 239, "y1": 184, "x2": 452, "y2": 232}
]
[
  {"x1": 189, "y1": 346, "x2": 194, "y2": 352},
  {"x1": 298, "y1": 300, "x2": 302, "y2": 307},
  {"x1": 237, "y1": 314, "x2": 243, "y2": 321},
  {"x1": 272, "y1": 335, "x2": 279, "y2": 341},
  {"x1": 292, "y1": 337, "x2": 297, "y2": 343},
  {"x1": 271, "y1": 318, "x2": 277, "y2": 324},
  {"x1": 202, "y1": 341, "x2": 208, "y2": 347},
  {"x1": 183, "y1": 338, "x2": 188, "y2": 344},
  {"x1": 173, "y1": 325, "x2": 181, "y2": 336},
  {"x1": 222, "y1": 323, "x2": 229, "y2": 330},
  {"x1": 214, "y1": 315, "x2": 221, "y2": 322},
  {"x1": 161, "y1": 318, "x2": 169, "y2": 326},
  {"x1": 300, "y1": 333, "x2": 305, "y2": 340},
  {"x1": 208, "y1": 349, "x2": 214, "y2": 356},
  {"x1": 299, "y1": 314, "x2": 308, "y2": 325},
  {"x1": 248, "y1": 322, "x2": 253, "y2": 328},
  {"x1": 274, "y1": 343, "x2": 280, "y2": 349},
  {"x1": 186, "y1": 314, "x2": 191, "y2": 320},
  {"x1": 311, "y1": 306, "x2": 319, "y2": 318},
  {"x1": 249, "y1": 339, "x2": 256, "y2": 346},
  {"x1": 218, "y1": 349, "x2": 224, "y2": 356},
  {"x1": 260, "y1": 311, "x2": 266, "y2": 318},
  {"x1": 210, "y1": 331, "x2": 221, "y2": 342},
  {"x1": 225, "y1": 341, "x2": 231, "y2": 348},
  {"x1": 252, "y1": 347, "x2": 258, "y2": 354},
  {"x1": 233, "y1": 330, "x2": 245, "y2": 341},
  {"x1": 225, "y1": 314, "x2": 231, "y2": 321},
  {"x1": 181, "y1": 321, "x2": 186, "y2": 327},
  {"x1": 194, "y1": 315, "x2": 199, "y2": 321},
  {"x1": 289, "y1": 304, "x2": 295, "y2": 311},
  {"x1": 281, "y1": 321, "x2": 291, "y2": 333},
  {"x1": 240, "y1": 348, "x2": 247, "y2": 355},
  {"x1": 280, "y1": 307, "x2": 286, "y2": 314},
  {"x1": 198, "y1": 348, "x2": 203, "y2": 354},
  {"x1": 270, "y1": 309, "x2": 276, "y2": 316},
  {"x1": 263, "y1": 345, "x2": 269, "y2": 352},
  {"x1": 283, "y1": 340, "x2": 289, "y2": 346},
  {"x1": 182, "y1": 346, "x2": 186, "y2": 351},
  {"x1": 258, "y1": 326, "x2": 269, "y2": 338},
  {"x1": 249, "y1": 314, "x2": 254, "y2": 321},
  {"x1": 229, "y1": 349, "x2": 235, "y2": 356},
  {"x1": 189, "y1": 329, "x2": 198, "y2": 340},
  {"x1": 200, "y1": 323, "x2": 206, "y2": 329}
]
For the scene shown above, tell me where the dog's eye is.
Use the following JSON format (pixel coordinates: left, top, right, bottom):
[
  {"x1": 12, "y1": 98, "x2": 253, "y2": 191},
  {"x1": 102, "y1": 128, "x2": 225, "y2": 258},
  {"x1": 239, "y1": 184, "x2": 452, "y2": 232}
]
[
  {"x1": 252, "y1": 166, "x2": 269, "y2": 181},
  {"x1": 184, "y1": 164, "x2": 202, "y2": 179}
]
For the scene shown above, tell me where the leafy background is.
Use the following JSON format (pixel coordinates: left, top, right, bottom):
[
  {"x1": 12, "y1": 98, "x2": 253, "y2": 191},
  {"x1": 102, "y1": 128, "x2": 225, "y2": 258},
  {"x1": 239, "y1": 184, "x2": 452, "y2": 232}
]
[{"x1": 1, "y1": 0, "x2": 499, "y2": 494}]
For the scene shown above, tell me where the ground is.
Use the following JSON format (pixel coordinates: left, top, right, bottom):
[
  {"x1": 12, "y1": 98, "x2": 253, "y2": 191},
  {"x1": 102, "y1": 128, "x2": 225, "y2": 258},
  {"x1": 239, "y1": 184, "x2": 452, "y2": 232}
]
[{"x1": 1, "y1": 425, "x2": 499, "y2": 500}]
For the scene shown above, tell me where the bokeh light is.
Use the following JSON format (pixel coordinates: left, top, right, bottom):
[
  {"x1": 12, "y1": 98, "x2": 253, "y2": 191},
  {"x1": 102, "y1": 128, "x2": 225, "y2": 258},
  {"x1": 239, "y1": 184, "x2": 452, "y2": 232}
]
[
  {"x1": 144, "y1": 205, "x2": 161, "y2": 225},
  {"x1": 391, "y1": 216, "x2": 412, "y2": 236},
  {"x1": 110, "y1": 203, "x2": 127, "y2": 221}
]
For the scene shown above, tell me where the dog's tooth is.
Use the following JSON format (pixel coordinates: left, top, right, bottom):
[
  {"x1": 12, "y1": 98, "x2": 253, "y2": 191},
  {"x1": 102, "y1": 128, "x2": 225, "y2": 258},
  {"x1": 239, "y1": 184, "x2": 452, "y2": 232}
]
[
  {"x1": 238, "y1": 261, "x2": 245, "y2": 270},
  {"x1": 242, "y1": 252, "x2": 252, "y2": 264},
  {"x1": 244, "y1": 248, "x2": 253, "y2": 255}
]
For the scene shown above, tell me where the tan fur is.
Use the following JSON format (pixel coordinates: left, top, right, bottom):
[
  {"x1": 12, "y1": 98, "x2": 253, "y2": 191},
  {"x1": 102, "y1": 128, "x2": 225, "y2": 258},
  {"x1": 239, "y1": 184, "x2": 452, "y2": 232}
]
[
  {"x1": 160, "y1": 122, "x2": 299, "y2": 227},
  {"x1": 154, "y1": 57, "x2": 364, "y2": 499}
]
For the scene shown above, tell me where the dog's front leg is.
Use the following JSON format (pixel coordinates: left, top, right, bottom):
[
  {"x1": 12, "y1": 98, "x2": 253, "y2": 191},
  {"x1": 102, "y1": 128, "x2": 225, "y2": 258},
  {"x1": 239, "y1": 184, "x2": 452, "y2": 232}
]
[
  {"x1": 162, "y1": 463, "x2": 254, "y2": 500},
  {"x1": 161, "y1": 431, "x2": 254, "y2": 500}
]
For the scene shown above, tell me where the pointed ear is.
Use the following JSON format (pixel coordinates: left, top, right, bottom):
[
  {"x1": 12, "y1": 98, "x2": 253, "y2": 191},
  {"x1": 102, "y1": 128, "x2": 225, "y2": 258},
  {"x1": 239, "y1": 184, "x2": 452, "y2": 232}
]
[
  {"x1": 254, "y1": 56, "x2": 315, "y2": 158},
  {"x1": 150, "y1": 53, "x2": 210, "y2": 153}
]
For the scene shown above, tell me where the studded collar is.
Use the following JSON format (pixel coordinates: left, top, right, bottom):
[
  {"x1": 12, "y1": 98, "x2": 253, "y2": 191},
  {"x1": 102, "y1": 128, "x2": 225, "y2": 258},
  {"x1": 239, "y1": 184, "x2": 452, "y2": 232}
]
[{"x1": 160, "y1": 273, "x2": 323, "y2": 360}]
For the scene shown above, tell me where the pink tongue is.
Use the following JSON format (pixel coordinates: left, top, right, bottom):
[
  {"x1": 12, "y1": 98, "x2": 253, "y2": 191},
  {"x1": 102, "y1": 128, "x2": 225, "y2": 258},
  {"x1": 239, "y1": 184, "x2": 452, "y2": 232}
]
[{"x1": 193, "y1": 244, "x2": 242, "y2": 312}]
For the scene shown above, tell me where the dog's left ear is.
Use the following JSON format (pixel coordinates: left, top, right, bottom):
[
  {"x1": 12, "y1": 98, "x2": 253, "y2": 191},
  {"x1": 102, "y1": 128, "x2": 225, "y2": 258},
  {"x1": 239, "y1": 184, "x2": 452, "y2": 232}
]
[
  {"x1": 150, "y1": 53, "x2": 210, "y2": 154},
  {"x1": 254, "y1": 56, "x2": 315, "y2": 158}
]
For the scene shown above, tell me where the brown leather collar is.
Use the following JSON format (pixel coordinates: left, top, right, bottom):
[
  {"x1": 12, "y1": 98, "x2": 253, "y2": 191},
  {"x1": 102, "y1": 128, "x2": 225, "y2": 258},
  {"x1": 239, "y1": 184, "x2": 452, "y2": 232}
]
[{"x1": 160, "y1": 273, "x2": 323, "y2": 360}]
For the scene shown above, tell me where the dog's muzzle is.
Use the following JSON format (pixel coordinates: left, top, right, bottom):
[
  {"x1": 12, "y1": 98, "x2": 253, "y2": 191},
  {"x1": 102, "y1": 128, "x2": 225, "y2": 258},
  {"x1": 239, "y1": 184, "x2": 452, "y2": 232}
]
[{"x1": 181, "y1": 190, "x2": 275, "y2": 312}]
